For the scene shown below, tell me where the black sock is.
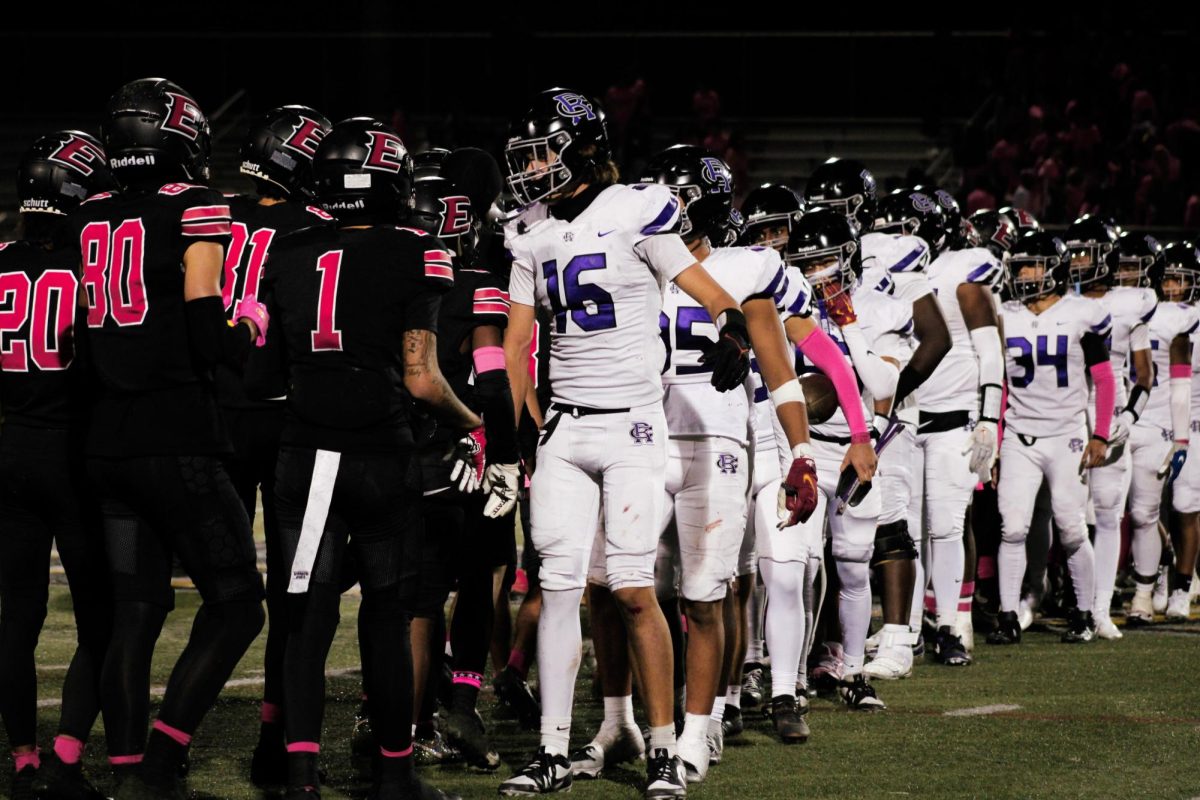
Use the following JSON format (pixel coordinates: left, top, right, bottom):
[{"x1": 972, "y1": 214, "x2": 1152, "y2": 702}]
[
  {"x1": 141, "y1": 727, "x2": 187, "y2": 788},
  {"x1": 287, "y1": 751, "x2": 320, "y2": 791},
  {"x1": 450, "y1": 679, "x2": 481, "y2": 714},
  {"x1": 1171, "y1": 570, "x2": 1192, "y2": 593}
]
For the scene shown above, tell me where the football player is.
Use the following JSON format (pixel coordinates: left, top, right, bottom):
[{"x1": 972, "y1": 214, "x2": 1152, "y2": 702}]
[
  {"x1": 497, "y1": 88, "x2": 772, "y2": 799},
  {"x1": 67, "y1": 79, "x2": 268, "y2": 799},
  {"x1": 250, "y1": 118, "x2": 474, "y2": 800},
  {"x1": 1065, "y1": 219, "x2": 1156, "y2": 639},
  {"x1": 1130, "y1": 241, "x2": 1200, "y2": 623},
  {"x1": 1169, "y1": 242, "x2": 1200, "y2": 621},
  {"x1": 0, "y1": 132, "x2": 114, "y2": 800},
  {"x1": 222, "y1": 104, "x2": 336, "y2": 787},
  {"x1": 988, "y1": 232, "x2": 1113, "y2": 646}
]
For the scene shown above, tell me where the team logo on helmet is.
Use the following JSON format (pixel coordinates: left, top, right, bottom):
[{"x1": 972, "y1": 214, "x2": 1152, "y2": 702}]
[
  {"x1": 438, "y1": 195, "x2": 472, "y2": 237},
  {"x1": 629, "y1": 422, "x2": 655, "y2": 445},
  {"x1": 48, "y1": 134, "x2": 106, "y2": 177},
  {"x1": 716, "y1": 454, "x2": 739, "y2": 475},
  {"x1": 552, "y1": 93, "x2": 597, "y2": 125},
  {"x1": 701, "y1": 157, "x2": 732, "y2": 194},
  {"x1": 362, "y1": 130, "x2": 406, "y2": 173},
  {"x1": 284, "y1": 116, "x2": 328, "y2": 158},
  {"x1": 161, "y1": 91, "x2": 202, "y2": 141},
  {"x1": 860, "y1": 169, "x2": 877, "y2": 195},
  {"x1": 910, "y1": 192, "x2": 936, "y2": 213},
  {"x1": 934, "y1": 189, "x2": 956, "y2": 210},
  {"x1": 1143, "y1": 234, "x2": 1161, "y2": 252}
]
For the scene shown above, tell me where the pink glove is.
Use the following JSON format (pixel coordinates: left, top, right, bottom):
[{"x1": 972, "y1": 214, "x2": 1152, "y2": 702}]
[{"x1": 234, "y1": 293, "x2": 269, "y2": 347}]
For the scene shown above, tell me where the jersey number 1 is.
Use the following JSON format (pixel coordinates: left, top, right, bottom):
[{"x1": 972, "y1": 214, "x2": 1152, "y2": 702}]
[{"x1": 311, "y1": 250, "x2": 344, "y2": 351}]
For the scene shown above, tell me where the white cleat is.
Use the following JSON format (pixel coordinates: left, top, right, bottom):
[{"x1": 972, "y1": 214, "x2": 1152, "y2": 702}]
[
  {"x1": 1152, "y1": 567, "x2": 1169, "y2": 614},
  {"x1": 863, "y1": 625, "x2": 914, "y2": 680},
  {"x1": 706, "y1": 726, "x2": 724, "y2": 766},
  {"x1": 864, "y1": 629, "x2": 882, "y2": 657},
  {"x1": 1017, "y1": 597, "x2": 1035, "y2": 631},
  {"x1": 1127, "y1": 590, "x2": 1154, "y2": 626},
  {"x1": 1093, "y1": 614, "x2": 1123, "y2": 640},
  {"x1": 568, "y1": 726, "x2": 644, "y2": 778},
  {"x1": 677, "y1": 737, "x2": 710, "y2": 784},
  {"x1": 1166, "y1": 588, "x2": 1192, "y2": 622},
  {"x1": 956, "y1": 610, "x2": 975, "y2": 652}
]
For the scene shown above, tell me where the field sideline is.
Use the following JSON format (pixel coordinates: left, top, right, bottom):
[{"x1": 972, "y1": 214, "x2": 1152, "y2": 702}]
[{"x1": 6, "y1": 586, "x2": 1200, "y2": 800}]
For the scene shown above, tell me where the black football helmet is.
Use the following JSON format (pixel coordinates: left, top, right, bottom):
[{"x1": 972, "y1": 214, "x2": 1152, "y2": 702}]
[
  {"x1": 409, "y1": 176, "x2": 477, "y2": 260},
  {"x1": 505, "y1": 88, "x2": 610, "y2": 206},
  {"x1": 312, "y1": 117, "x2": 414, "y2": 224},
  {"x1": 102, "y1": 78, "x2": 212, "y2": 187},
  {"x1": 804, "y1": 158, "x2": 877, "y2": 232},
  {"x1": 639, "y1": 145, "x2": 737, "y2": 246},
  {"x1": 1006, "y1": 230, "x2": 1070, "y2": 302},
  {"x1": 966, "y1": 209, "x2": 1018, "y2": 259},
  {"x1": 239, "y1": 105, "x2": 332, "y2": 199},
  {"x1": 1064, "y1": 215, "x2": 1120, "y2": 290},
  {"x1": 1158, "y1": 241, "x2": 1200, "y2": 303},
  {"x1": 784, "y1": 207, "x2": 862, "y2": 300},
  {"x1": 413, "y1": 148, "x2": 452, "y2": 182},
  {"x1": 441, "y1": 147, "x2": 505, "y2": 221},
  {"x1": 1114, "y1": 230, "x2": 1165, "y2": 288},
  {"x1": 738, "y1": 183, "x2": 804, "y2": 251},
  {"x1": 17, "y1": 130, "x2": 115, "y2": 216},
  {"x1": 999, "y1": 206, "x2": 1042, "y2": 234},
  {"x1": 919, "y1": 186, "x2": 968, "y2": 250},
  {"x1": 872, "y1": 189, "x2": 947, "y2": 254}
]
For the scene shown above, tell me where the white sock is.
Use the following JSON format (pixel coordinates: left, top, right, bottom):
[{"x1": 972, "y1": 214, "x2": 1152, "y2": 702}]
[
  {"x1": 1131, "y1": 519, "x2": 1163, "y2": 579},
  {"x1": 800, "y1": 557, "x2": 821, "y2": 690},
  {"x1": 411, "y1": 723, "x2": 417, "y2": 737},
  {"x1": 725, "y1": 685, "x2": 742, "y2": 709},
  {"x1": 594, "y1": 695, "x2": 634, "y2": 748},
  {"x1": 843, "y1": 652, "x2": 864, "y2": 676},
  {"x1": 909, "y1": 556, "x2": 927, "y2": 632},
  {"x1": 1092, "y1": 510, "x2": 1122, "y2": 616},
  {"x1": 998, "y1": 538, "x2": 1027, "y2": 613},
  {"x1": 679, "y1": 713, "x2": 709, "y2": 749},
  {"x1": 709, "y1": 697, "x2": 726, "y2": 728},
  {"x1": 745, "y1": 580, "x2": 766, "y2": 663},
  {"x1": 648, "y1": 724, "x2": 676, "y2": 757},
  {"x1": 536, "y1": 587, "x2": 585, "y2": 754},
  {"x1": 931, "y1": 537, "x2": 965, "y2": 629},
  {"x1": 835, "y1": 559, "x2": 871, "y2": 668},
  {"x1": 760, "y1": 559, "x2": 806, "y2": 699},
  {"x1": 1064, "y1": 538, "x2": 1096, "y2": 613}
]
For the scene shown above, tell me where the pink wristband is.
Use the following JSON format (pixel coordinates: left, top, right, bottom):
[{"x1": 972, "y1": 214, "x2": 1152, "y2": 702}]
[
  {"x1": 473, "y1": 345, "x2": 506, "y2": 374},
  {"x1": 1171, "y1": 364, "x2": 1191, "y2": 380}
]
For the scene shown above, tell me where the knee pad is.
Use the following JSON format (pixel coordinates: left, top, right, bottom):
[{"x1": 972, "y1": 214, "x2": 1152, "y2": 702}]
[
  {"x1": 1128, "y1": 501, "x2": 1160, "y2": 530},
  {"x1": 679, "y1": 572, "x2": 730, "y2": 604},
  {"x1": 871, "y1": 520, "x2": 918, "y2": 567},
  {"x1": 1056, "y1": 524, "x2": 1089, "y2": 553},
  {"x1": 830, "y1": 539, "x2": 872, "y2": 565}
]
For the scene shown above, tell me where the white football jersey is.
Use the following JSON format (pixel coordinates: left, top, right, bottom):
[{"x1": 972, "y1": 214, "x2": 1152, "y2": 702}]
[
  {"x1": 506, "y1": 183, "x2": 690, "y2": 409},
  {"x1": 860, "y1": 232, "x2": 934, "y2": 304},
  {"x1": 1001, "y1": 293, "x2": 1113, "y2": 438},
  {"x1": 795, "y1": 279, "x2": 913, "y2": 440},
  {"x1": 1191, "y1": 325, "x2": 1200, "y2": 427},
  {"x1": 1135, "y1": 301, "x2": 1200, "y2": 432},
  {"x1": 660, "y1": 245, "x2": 791, "y2": 442},
  {"x1": 917, "y1": 247, "x2": 1004, "y2": 413},
  {"x1": 1090, "y1": 286, "x2": 1156, "y2": 410},
  {"x1": 747, "y1": 265, "x2": 815, "y2": 448}
]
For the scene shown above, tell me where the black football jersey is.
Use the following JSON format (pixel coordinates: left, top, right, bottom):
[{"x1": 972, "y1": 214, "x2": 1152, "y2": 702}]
[
  {"x1": 0, "y1": 241, "x2": 84, "y2": 428},
  {"x1": 254, "y1": 225, "x2": 450, "y2": 453},
  {"x1": 66, "y1": 182, "x2": 233, "y2": 456},
  {"x1": 217, "y1": 195, "x2": 334, "y2": 410}
]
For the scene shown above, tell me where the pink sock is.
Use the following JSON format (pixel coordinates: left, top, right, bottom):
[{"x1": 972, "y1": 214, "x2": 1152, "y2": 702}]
[
  {"x1": 110, "y1": 754, "x2": 143, "y2": 766},
  {"x1": 924, "y1": 589, "x2": 937, "y2": 614},
  {"x1": 507, "y1": 649, "x2": 528, "y2": 677},
  {"x1": 977, "y1": 556, "x2": 996, "y2": 580},
  {"x1": 452, "y1": 671, "x2": 483, "y2": 689},
  {"x1": 13, "y1": 750, "x2": 40, "y2": 771},
  {"x1": 261, "y1": 702, "x2": 282, "y2": 725},
  {"x1": 54, "y1": 736, "x2": 84, "y2": 766},
  {"x1": 152, "y1": 720, "x2": 192, "y2": 747},
  {"x1": 380, "y1": 745, "x2": 414, "y2": 758},
  {"x1": 287, "y1": 742, "x2": 320, "y2": 754}
]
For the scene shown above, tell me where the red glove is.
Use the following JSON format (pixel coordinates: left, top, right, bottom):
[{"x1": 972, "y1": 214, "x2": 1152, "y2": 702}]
[
  {"x1": 233, "y1": 293, "x2": 269, "y2": 347},
  {"x1": 823, "y1": 292, "x2": 857, "y2": 328},
  {"x1": 778, "y1": 454, "x2": 819, "y2": 528}
]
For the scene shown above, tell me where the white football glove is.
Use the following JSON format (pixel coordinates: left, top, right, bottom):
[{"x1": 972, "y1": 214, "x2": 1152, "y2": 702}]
[
  {"x1": 482, "y1": 462, "x2": 521, "y2": 518},
  {"x1": 1107, "y1": 410, "x2": 1134, "y2": 450},
  {"x1": 446, "y1": 429, "x2": 485, "y2": 494},
  {"x1": 963, "y1": 420, "x2": 998, "y2": 483}
]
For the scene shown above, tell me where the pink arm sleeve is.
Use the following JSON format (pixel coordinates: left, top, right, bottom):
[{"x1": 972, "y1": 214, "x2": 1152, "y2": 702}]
[
  {"x1": 797, "y1": 326, "x2": 868, "y2": 439},
  {"x1": 1090, "y1": 361, "x2": 1116, "y2": 440}
]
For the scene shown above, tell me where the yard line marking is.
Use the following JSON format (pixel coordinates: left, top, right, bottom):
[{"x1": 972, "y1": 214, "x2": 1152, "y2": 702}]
[
  {"x1": 36, "y1": 666, "x2": 361, "y2": 709},
  {"x1": 944, "y1": 704, "x2": 1022, "y2": 717}
]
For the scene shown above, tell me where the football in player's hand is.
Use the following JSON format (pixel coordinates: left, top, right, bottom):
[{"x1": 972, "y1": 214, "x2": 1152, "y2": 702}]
[{"x1": 800, "y1": 373, "x2": 838, "y2": 424}]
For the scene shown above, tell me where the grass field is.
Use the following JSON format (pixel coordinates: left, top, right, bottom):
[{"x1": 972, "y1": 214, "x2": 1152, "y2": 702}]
[{"x1": 7, "y1": 586, "x2": 1200, "y2": 800}]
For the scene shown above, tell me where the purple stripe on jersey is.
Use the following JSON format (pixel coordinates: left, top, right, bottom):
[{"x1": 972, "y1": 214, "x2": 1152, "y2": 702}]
[
  {"x1": 640, "y1": 197, "x2": 679, "y2": 236},
  {"x1": 887, "y1": 244, "x2": 927, "y2": 273},
  {"x1": 1142, "y1": 306, "x2": 1158, "y2": 323},
  {"x1": 773, "y1": 273, "x2": 790, "y2": 305},
  {"x1": 900, "y1": 318, "x2": 915, "y2": 336},
  {"x1": 966, "y1": 262, "x2": 998, "y2": 283},
  {"x1": 1188, "y1": 320, "x2": 1200, "y2": 335},
  {"x1": 762, "y1": 266, "x2": 785, "y2": 300},
  {"x1": 1090, "y1": 314, "x2": 1112, "y2": 333}
]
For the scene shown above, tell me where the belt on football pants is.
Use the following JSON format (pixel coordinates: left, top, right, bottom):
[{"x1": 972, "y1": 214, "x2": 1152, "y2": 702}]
[
  {"x1": 549, "y1": 403, "x2": 630, "y2": 418},
  {"x1": 811, "y1": 429, "x2": 880, "y2": 446},
  {"x1": 917, "y1": 409, "x2": 971, "y2": 434}
]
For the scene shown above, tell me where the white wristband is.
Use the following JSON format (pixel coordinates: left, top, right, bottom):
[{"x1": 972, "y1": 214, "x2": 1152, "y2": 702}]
[
  {"x1": 770, "y1": 378, "x2": 806, "y2": 409},
  {"x1": 791, "y1": 442, "x2": 812, "y2": 459}
]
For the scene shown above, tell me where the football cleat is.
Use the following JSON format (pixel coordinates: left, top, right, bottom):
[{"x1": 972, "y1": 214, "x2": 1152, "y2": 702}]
[
  {"x1": 911, "y1": 633, "x2": 926, "y2": 658},
  {"x1": 956, "y1": 610, "x2": 975, "y2": 652},
  {"x1": 11, "y1": 766, "x2": 37, "y2": 800},
  {"x1": 1166, "y1": 588, "x2": 1191, "y2": 622},
  {"x1": 740, "y1": 665, "x2": 765, "y2": 708},
  {"x1": 644, "y1": 749, "x2": 687, "y2": 799},
  {"x1": 114, "y1": 773, "x2": 186, "y2": 800},
  {"x1": 1061, "y1": 609, "x2": 1096, "y2": 643},
  {"x1": 931, "y1": 626, "x2": 972, "y2": 666},
  {"x1": 676, "y1": 737, "x2": 709, "y2": 784},
  {"x1": 493, "y1": 668, "x2": 542, "y2": 731},
  {"x1": 31, "y1": 752, "x2": 107, "y2": 799},
  {"x1": 568, "y1": 726, "x2": 644, "y2": 778},
  {"x1": 1152, "y1": 567, "x2": 1169, "y2": 614},
  {"x1": 369, "y1": 774, "x2": 461, "y2": 800},
  {"x1": 809, "y1": 642, "x2": 845, "y2": 695},
  {"x1": 250, "y1": 736, "x2": 288, "y2": 788},
  {"x1": 1126, "y1": 590, "x2": 1154, "y2": 626},
  {"x1": 351, "y1": 705, "x2": 376, "y2": 777},
  {"x1": 706, "y1": 727, "x2": 724, "y2": 766},
  {"x1": 1017, "y1": 596, "x2": 1035, "y2": 631},
  {"x1": 721, "y1": 704, "x2": 744, "y2": 737},
  {"x1": 413, "y1": 728, "x2": 461, "y2": 766},
  {"x1": 839, "y1": 674, "x2": 886, "y2": 711},
  {"x1": 767, "y1": 695, "x2": 810, "y2": 743},
  {"x1": 863, "y1": 625, "x2": 914, "y2": 680},
  {"x1": 864, "y1": 628, "x2": 882, "y2": 658},
  {"x1": 443, "y1": 707, "x2": 501, "y2": 772},
  {"x1": 498, "y1": 748, "x2": 572, "y2": 796},
  {"x1": 1094, "y1": 613, "x2": 1123, "y2": 640},
  {"x1": 986, "y1": 611, "x2": 1022, "y2": 645}
]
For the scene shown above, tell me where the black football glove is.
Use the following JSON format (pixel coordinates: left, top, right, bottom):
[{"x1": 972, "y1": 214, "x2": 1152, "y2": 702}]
[{"x1": 701, "y1": 308, "x2": 751, "y2": 393}]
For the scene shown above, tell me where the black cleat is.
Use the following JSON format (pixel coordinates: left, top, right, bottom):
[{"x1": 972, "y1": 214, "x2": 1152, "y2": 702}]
[
  {"x1": 351, "y1": 705, "x2": 376, "y2": 777},
  {"x1": 741, "y1": 665, "x2": 764, "y2": 708},
  {"x1": 493, "y1": 668, "x2": 541, "y2": 731},
  {"x1": 767, "y1": 695, "x2": 810, "y2": 743},
  {"x1": 643, "y1": 749, "x2": 686, "y2": 799},
  {"x1": 932, "y1": 626, "x2": 973, "y2": 666},
  {"x1": 721, "y1": 704, "x2": 744, "y2": 737},
  {"x1": 839, "y1": 674, "x2": 886, "y2": 711},
  {"x1": 250, "y1": 736, "x2": 288, "y2": 788},
  {"x1": 986, "y1": 611, "x2": 1022, "y2": 645},
  {"x1": 114, "y1": 773, "x2": 186, "y2": 800},
  {"x1": 443, "y1": 707, "x2": 501, "y2": 772},
  {"x1": 498, "y1": 748, "x2": 571, "y2": 796},
  {"x1": 31, "y1": 753, "x2": 106, "y2": 800},
  {"x1": 1062, "y1": 609, "x2": 1096, "y2": 644},
  {"x1": 11, "y1": 766, "x2": 37, "y2": 800}
]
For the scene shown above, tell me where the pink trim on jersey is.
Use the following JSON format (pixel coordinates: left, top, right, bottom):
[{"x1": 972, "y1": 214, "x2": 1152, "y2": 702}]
[
  {"x1": 473, "y1": 346, "x2": 506, "y2": 374},
  {"x1": 796, "y1": 326, "x2": 868, "y2": 437},
  {"x1": 380, "y1": 745, "x2": 414, "y2": 759},
  {"x1": 1171, "y1": 364, "x2": 1192, "y2": 380},
  {"x1": 153, "y1": 720, "x2": 192, "y2": 747},
  {"x1": 287, "y1": 742, "x2": 320, "y2": 754},
  {"x1": 109, "y1": 754, "x2": 143, "y2": 766},
  {"x1": 1090, "y1": 361, "x2": 1116, "y2": 441}
]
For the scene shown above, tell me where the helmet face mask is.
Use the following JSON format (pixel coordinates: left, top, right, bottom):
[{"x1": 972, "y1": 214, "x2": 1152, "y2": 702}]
[
  {"x1": 788, "y1": 242, "x2": 858, "y2": 300},
  {"x1": 739, "y1": 183, "x2": 803, "y2": 251},
  {"x1": 1066, "y1": 243, "x2": 1111, "y2": 289},
  {"x1": 746, "y1": 220, "x2": 791, "y2": 251},
  {"x1": 1115, "y1": 254, "x2": 1152, "y2": 287},
  {"x1": 504, "y1": 131, "x2": 574, "y2": 206},
  {"x1": 1007, "y1": 255, "x2": 1062, "y2": 302},
  {"x1": 504, "y1": 89, "x2": 610, "y2": 208},
  {"x1": 807, "y1": 193, "x2": 866, "y2": 229}
]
